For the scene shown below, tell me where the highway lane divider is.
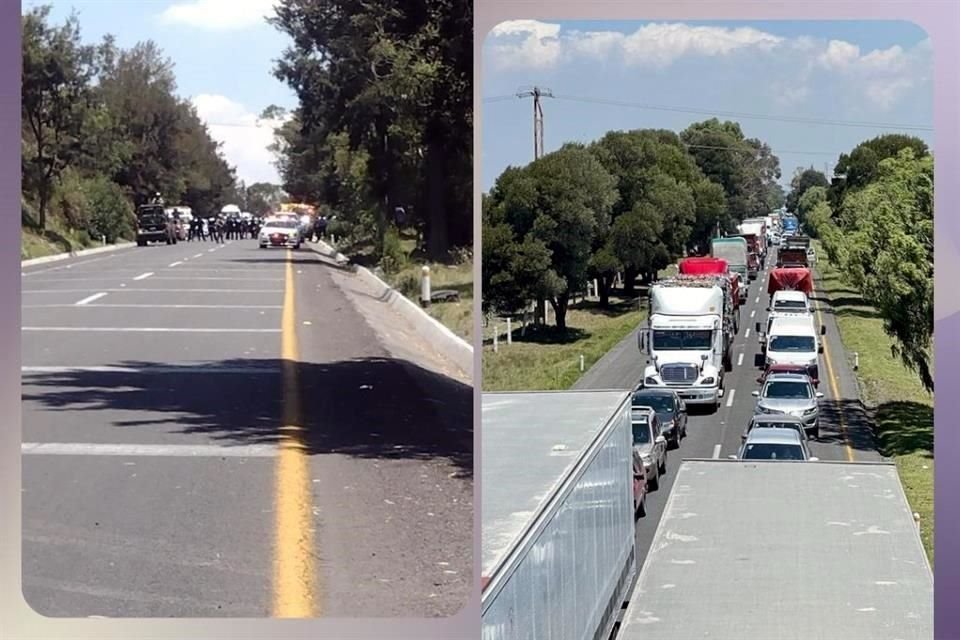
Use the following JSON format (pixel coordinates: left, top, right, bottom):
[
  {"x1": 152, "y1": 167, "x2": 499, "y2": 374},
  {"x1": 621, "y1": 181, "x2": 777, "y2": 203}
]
[
  {"x1": 271, "y1": 250, "x2": 318, "y2": 618},
  {"x1": 21, "y1": 241, "x2": 135, "y2": 267},
  {"x1": 813, "y1": 280, "x2": 856, "y2": 462},
  {"x1": 309, "y1": 239, "x2": 473, "y2": 379}
]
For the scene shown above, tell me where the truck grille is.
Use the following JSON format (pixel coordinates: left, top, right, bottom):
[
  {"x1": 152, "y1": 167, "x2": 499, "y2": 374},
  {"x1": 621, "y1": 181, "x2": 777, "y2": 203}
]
[{"x1": 660, "y1": 364, "x2": 699, "y2": 384}]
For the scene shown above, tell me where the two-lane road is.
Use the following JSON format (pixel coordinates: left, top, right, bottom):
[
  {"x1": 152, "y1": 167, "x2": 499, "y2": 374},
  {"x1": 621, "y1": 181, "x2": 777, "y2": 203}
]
[
  {"x1": 573, "y1": 257, "x2": 881, "y2": 581},
  {"x1": 21, "y1": 238, "x2": 472, "y2": 618}
]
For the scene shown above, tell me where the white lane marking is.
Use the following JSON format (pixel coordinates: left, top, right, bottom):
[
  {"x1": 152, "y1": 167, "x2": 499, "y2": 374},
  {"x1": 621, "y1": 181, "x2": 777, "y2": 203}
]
[
  {"x1": 127, "y1": 276, "x2": 283, "y2": 282},
  {"x1": 745, "y1": 328, "x2": 751, "y2": 338},
  {"x1": 74, "y1": 292, "x2": 107, "y2": 306},
  {"x1": 750, "y1": 309, "x2": 755, "y2": 318},
  {"x1": 133, "y1": 272, "x2": 154, "y2": 281},
  {"x1": 24, "y1": 288, "x2": 282, "y2": 293},
  {"x1": 21, "y1": 442, "x2": 277, "y2": 457},
  {"x1": 23, "y1": 365, "x2": 280, "y2": 374},
  {"x1": 755, "y1": 296, "x2": 760, "y2": 304},
  {"x1": 725, "y1": 388, "x2": 736, "y2": 407},
  {"x1": 712, "y1": 444, "x2": 722, "y2": 459},
  {"x1": 169, "y1": 261, "x2": 183, "y2": 267},
  {"x1": 22, "y1": 327, "x2": 281, "y2": 333},
  {"x1": 193, "y1": 253, "x2": 204, "y2": 259},
  {"x1": 23, "y1": 304, "x2": 283, "y2": 310},
  {"x1": 737, "y1": 353, "x2": 744, "y2": 366},
  {"x1": 207, "y1": 248, "x2": 217, "y2": 253}
]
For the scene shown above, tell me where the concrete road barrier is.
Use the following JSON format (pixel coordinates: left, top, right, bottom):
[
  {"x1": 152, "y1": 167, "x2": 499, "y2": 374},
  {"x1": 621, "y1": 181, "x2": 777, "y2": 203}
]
[{"x1": 312, "y1": 240, "x2": 474, "y2": 377}]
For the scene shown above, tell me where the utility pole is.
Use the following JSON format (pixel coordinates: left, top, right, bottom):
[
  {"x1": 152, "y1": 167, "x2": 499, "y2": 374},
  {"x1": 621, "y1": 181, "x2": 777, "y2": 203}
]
[
  {"x1": 516, "y1": 86, "x2": 554, "y2": 161},
  {"x1": 516, "y1": 86, "x2": 554, "y2": 325}
]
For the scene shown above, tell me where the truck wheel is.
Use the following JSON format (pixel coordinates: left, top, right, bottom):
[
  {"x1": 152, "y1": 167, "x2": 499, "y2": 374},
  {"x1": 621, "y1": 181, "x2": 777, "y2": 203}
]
[
  {"x1": 637, "y1": 496, "x2": 646, "y2": 518},
  {"x1": 724, "y1": 353, "x2": 733, "y2": 372},
  {"x1": 137, "y1": 239, "x2": 146, "y2": 247},
  {"x1": 659, "y1": 453, "x2": 667, "y2": 475}
]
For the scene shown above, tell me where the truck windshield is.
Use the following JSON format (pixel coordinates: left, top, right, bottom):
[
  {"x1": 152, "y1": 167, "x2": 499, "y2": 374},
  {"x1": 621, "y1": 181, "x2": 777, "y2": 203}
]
[
  {"x1": 741, "y1": 443, "x2": 805, "y2": 460},
  {"x1": 768, "y1": 335, "x2": 815, "y2": 352},
  {"x1": 774, "y1": 300, "x2": 807, "y2": 311},
  {"x1": 632, "y1": 422, "x2": 651, "y2": 445},
  {"x1": 652, "y1": 329, "x2": 712, "y2": 350},
  {"x1": 138, "y1": 214, "x2": 165, "y2": 225}
]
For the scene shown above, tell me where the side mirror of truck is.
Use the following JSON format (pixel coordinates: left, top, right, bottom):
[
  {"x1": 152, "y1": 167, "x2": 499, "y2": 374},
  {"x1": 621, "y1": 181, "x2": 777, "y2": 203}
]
[
  {"x1": 655, "y1": 435, "x2": 667, "y2": 445},
  {"x1": 755, "y1": 322, "x2": 761, "y2": 332},
  {"x1": 815, "y1": 392, "x2": 824, "y2": 398},
  {"x1": 751, "y1": 390, "x2": 760, "y2": 397},
  {"x1": 727, "y1": 454, "x2": 738, "y2": 460},
  {"x1": 820, "y1": 325, "x2": 826, "y2": 335},
  {"x1": 818, "y1": 345, "x2": 824, "y2": 354},
  {"x1": 701, "y1": 354, "x2": 708, "y2": 362}
]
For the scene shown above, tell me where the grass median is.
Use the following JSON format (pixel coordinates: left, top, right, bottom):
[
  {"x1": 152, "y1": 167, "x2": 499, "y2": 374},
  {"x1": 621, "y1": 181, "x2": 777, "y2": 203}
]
[
  {"x1": 482, "y1": 297, "x2": 644, "y2": 391},
  {"x1": 332, "y1": 232, "x2": 473, "y2": 343},
  {"x1": 814, "y1": 243, "x2": 933, "y2": 562}
]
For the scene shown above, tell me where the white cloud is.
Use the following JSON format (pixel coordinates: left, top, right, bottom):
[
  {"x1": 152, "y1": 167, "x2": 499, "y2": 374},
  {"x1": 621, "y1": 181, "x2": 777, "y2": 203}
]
[
  {"x1": 817, "y1": 39, "x2": 861, "y2": 69},
  {"x1": 620, "y1": 23, "x2": 784, "y2": 68},
  {"x1": 191, "y1": 94, "x2": 290, "y2": 185},
  {"x1": 159, "y1": 0, "x2": 278, "y2": 31},
  {"x1": 484, "y1": 22, "x2": 932, "y2": 111},
  {"x1": 486, "y1": 20, "x2": 562, "y2": 71}
]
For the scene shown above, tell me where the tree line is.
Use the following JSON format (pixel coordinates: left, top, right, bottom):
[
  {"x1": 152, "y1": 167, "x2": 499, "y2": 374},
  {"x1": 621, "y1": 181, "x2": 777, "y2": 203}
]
[
  {"x1": 482, "y1": 119, "x2": 786, "y2": 329},
  {"x1": 264, "y1": 0, "x2": 473, "y2": 263},
  {"x1": 21, "y1": 6, "x2": 241, "y2": 246},
  {"x1": 787, "y1": 134, "x2": 933, "y2": 392}
]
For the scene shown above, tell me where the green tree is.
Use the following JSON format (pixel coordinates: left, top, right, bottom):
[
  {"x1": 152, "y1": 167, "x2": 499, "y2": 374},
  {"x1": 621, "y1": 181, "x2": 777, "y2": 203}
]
[
  {"x1": 835, "y1": 148, "x2": 933, "y2": 391},
  {"x1": 21, "y1": 6, "x2": 98, "y2": 229},
  {"x1": 785, "y1": 166, "x2": 829, "y2": 213},
  {"x1": 485, "y1": 145, "x2": 618, "y2": 330},
  {"x1": 797, "y1": 185, "x2": 827, "y2": 223},
  {"x1": 269, "y1": 0, "x2": 472, "y2": 261},
  {"x1": 829, "y1": 134, "x2": 929, "y2": 209}
]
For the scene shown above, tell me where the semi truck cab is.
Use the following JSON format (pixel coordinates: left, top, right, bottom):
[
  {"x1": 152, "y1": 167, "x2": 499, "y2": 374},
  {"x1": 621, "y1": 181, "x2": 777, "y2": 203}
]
[{"x1": 639, "y1": 315, "x2": 724, "y2": 409}]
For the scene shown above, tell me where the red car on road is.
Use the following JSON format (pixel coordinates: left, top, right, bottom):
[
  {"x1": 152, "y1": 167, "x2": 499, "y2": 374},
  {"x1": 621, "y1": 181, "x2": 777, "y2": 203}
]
[
  {"x1": 757, "y1": 362, "x2": 819, "y2": 388},
  {"x1": 633, "y1": 449, "x2": 648, "y2": 519}
]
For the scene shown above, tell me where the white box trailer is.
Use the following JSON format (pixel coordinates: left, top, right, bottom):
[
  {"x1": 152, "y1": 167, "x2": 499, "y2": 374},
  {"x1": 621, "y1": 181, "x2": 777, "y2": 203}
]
[
  {"x1": 482, "y1": 391, "x2": 637, "y2": 640},
  {"x1": 618, "y1": 459, "x2": 933, "y2": 640}
]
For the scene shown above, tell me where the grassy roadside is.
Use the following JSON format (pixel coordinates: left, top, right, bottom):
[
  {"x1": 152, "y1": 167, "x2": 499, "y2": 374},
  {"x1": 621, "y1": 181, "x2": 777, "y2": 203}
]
[
  {"x1": 21, "y1": 225, "x2": 102, "y2": 261},
  {"x1": 331, "y1": 233, "x2": 474, "y2": 343},
  {"x1": 814, "y1": 241, "x2": 933, "y2": 562},
  {"x1": 482, "y1": 297, "x2": 644, "y2": 391}
]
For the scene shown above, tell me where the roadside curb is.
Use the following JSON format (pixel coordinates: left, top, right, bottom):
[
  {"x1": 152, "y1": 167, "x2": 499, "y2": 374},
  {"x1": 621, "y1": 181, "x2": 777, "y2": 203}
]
[
  {"x1": 310, "y1": 240, "x2": 474, "y2": 378},
  {"x1": 22, "y1": 241, "x2": 135, "y2": 267}
]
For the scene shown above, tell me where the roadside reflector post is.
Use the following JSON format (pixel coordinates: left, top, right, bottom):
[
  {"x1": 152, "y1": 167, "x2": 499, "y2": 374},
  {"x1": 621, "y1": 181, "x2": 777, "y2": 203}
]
[
  {"x1": 854, "y1": 352, "x2": 859, "y2": 370},
  {"x1": 506, "y1": 318, "x2": 512, "y2": 344},
  {"x1": 580, "y1": 354, "x2": 585, "y2": 372},
  {"x1": 421, "y1": 265, "x2": 431, "y2": 307},
  {"x1": 101, "y1": 235, "x2": 106, "y2": 246},
  {"x1": 493, "y1": 326, "x2": 499, "y2": 353}
]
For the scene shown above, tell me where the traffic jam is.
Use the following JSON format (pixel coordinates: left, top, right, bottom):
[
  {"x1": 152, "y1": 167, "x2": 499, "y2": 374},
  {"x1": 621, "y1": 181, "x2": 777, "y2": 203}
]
[{"x1": 630, "y1": 211, "x2": 822, "y2": 518}]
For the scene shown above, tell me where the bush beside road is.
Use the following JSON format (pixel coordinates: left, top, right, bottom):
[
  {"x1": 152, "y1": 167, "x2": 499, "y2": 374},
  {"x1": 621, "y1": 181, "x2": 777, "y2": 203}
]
[{"x1": 815, "y1": 241, "x2": 933, "y2": 561}]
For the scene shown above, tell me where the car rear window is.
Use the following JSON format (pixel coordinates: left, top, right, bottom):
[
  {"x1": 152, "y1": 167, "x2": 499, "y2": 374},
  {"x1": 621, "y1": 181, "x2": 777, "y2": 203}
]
[{"x1": 742, "y1": 443, "x2": 805, "y2": 460}]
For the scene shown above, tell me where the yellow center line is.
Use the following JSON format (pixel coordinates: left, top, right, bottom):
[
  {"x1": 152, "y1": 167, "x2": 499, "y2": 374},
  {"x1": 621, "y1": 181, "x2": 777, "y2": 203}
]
[
  {"x1": 814, "y1": 289, "x2": 855, "y2": 462},
  {"x1": 272, "y1": 250, "x2": 317, "y2": 617}
]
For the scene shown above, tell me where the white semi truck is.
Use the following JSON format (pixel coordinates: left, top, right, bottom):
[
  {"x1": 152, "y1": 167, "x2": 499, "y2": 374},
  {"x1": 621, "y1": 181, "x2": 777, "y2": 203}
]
[
  {"x1": 616, "y1": 459, "x2": 933, "y2": 640},
  {"x1": 638, "y1": 275, "x2": 736, "y2": 412},
  {"x1": 481, "y1": 391, "x2": 637, "y2": 640}
]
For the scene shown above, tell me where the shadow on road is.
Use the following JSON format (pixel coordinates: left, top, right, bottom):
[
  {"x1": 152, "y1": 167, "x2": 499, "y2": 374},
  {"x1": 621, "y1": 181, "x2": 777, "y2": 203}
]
[
  {"x1": 22, "y1": 357, "x2": 473, "y2": 478},
  {"x1": 816, "y1": 398, "x2": 880, "y2": 454}
]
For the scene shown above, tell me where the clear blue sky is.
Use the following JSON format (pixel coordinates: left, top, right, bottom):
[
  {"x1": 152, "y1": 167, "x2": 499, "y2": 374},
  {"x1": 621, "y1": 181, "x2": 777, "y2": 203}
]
[
  {"x1": 481, "y1": 20, "x2": 934, "y2": 193},
  {"x1": 25, "y1": 0, "x2": 299, "y2": 185}
]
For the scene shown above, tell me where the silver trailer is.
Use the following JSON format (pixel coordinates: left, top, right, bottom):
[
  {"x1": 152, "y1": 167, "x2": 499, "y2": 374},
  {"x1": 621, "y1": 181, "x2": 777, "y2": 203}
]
[
  {"x1": 482, "y1": 391, "x2": 637, "y2": 640},
  {"x1": 619, "y1": 459, "x2": 933, "y2": 640}
]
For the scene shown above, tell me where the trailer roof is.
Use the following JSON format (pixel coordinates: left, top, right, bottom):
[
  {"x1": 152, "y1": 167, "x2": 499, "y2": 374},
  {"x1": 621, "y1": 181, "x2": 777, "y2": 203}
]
[
  {"x1": 620, "y1": 459, "x2": 932, "y2": 640},
  {"x1": 481, "y1": 390, "x2": 631, "y2": 579}
]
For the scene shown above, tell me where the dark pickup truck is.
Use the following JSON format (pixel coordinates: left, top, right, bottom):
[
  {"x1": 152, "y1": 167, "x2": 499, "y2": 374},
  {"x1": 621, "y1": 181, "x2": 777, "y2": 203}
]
[{"x1": 136, "y1": 205, "x2": 177, "y2": 246}]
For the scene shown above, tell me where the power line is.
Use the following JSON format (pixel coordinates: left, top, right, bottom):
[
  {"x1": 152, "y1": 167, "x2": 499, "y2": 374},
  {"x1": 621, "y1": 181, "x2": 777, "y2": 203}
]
[
  {"x1": 483, "y1": 94, "x2": 518, "y2": 103},
  {"x1": 682, "y1": 143, "x2": 842, "y2": 157},
  {"x1": 482, "y1": 92, "x2": 934, "y2": 132}
]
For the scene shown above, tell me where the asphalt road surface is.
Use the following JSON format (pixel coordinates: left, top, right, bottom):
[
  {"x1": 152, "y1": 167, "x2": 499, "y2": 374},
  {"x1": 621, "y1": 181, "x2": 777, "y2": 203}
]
[
  {"x1": 21, "y1": 237, "x2": 472, "y2": 618},
  {"x1": 572, "y1": 256, "x2": 882, "y2": 621}
]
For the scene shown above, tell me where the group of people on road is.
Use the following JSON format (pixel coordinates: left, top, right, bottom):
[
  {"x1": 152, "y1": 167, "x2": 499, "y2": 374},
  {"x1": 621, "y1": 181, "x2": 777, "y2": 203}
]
[{"x1": 185, "y1": 216, "x2": 262, "y2": 243}]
